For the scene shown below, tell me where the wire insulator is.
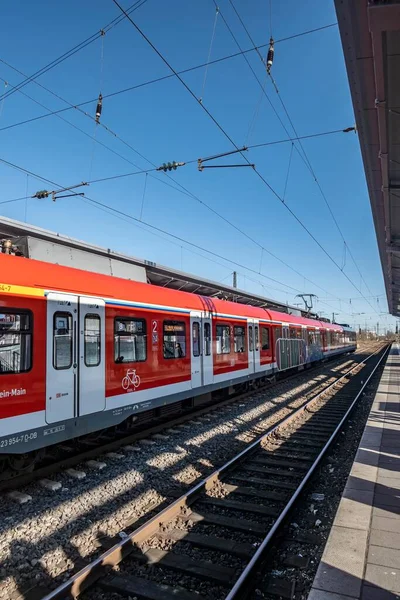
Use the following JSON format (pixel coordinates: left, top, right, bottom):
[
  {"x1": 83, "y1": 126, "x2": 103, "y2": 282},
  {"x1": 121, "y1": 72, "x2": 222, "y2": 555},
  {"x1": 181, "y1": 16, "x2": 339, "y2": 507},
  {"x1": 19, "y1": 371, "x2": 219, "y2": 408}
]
[
  {"x1": 266, "y1": 37, "x2": 274, "y2": 74},
  {"x1": 95, "y1": 93, "x2": 103, "y2": 124}
]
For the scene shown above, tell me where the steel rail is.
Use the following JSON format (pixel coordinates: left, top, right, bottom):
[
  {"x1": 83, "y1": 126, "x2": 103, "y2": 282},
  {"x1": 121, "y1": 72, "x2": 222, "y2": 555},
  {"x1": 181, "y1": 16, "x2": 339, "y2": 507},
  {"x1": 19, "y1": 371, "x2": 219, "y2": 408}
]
[
  {"x1": 226, "y1": 342, "x2": 391, "y2": 599},
  {"x1": 39, "y1": 343, "x2": 388, "y2": 600},
  {"x1": 0, "y1": 346, "x2": 363, "y2": 493}
]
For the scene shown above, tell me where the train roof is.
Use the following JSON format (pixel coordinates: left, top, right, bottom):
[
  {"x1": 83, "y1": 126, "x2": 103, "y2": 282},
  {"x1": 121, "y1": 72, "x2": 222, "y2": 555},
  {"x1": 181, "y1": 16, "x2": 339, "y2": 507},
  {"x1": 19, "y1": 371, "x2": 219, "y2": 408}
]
[{"x1": 0, "y1": 253, "x2": 347, "y2": 331}]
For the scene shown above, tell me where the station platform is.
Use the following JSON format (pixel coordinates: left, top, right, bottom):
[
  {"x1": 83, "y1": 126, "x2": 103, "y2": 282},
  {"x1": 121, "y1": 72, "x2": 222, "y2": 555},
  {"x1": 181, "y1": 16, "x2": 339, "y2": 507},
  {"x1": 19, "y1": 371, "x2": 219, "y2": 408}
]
[{"x1": 308, "y1": 345, "x2": 400, "y2": 600}]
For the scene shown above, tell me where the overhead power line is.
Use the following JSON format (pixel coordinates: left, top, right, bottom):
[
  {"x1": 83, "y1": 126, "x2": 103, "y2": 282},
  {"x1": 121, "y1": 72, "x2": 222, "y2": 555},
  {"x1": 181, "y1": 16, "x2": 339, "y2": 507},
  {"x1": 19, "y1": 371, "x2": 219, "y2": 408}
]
[
  {"x1": 112, "y1": 0, "x2": 378, "y2": 314},
  {"x1": 0, "y1": 14, "x2": 357, "y2": 311},
  {"x1": 0, "y1": 0, "x2": 148, "y2": 103},
  {"x1": 226, "y1": 0, "x2": 377, "y2": 309},
  {"x1": 0, "y1": 195, "x2": 31, "y2": 206},
  {"x1": 0, "y1": 153, "x2": 354, "y2": 315},
  {"x1": 1, "y1": 46, "x2": 359, "y2": 311},
  {"x1": 0, "y1": 24, "x2": 337, "y2": 135}
]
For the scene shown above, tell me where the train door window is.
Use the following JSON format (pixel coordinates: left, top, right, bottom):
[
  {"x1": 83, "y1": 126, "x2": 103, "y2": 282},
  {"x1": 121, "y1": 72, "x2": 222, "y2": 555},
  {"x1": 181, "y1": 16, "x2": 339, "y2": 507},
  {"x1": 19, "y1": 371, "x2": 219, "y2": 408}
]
[
  {"x1": 274, "y1": 327, "x2": 282, "y2": 346},
  {"x1": 234, "y1": 326, "x2": 246, "y2": 353},
  {"x1": 255, "y1": 326, "x2": 259, "y2": 350},
  {"x1": 84, "y1": 315, "x2": 101, "y2": 367},
  {"x1": 216, "y1": 324, "x2": 231, "y2": 354},
  {"x1": 54, "y1": 312, "x2": 73, "y2": 370},
  {"x1": 290, "y1": 328, "x2": 297, "y2": 339},
  {"x1": 308, "y1": 331, "x2": 315, "y2": 345},
  {"x1": 0, "y1": 311, "x2": 32, "y2": 374},
  {"x1": 261, "y1": 326, "x2": 270, "y2": 350},
  {"x1": 249, "y1": 325, "x2": 253, "y2": 351},
  {"x1": 192, "y1": 322, "x2": 200, "y2": 357},
  {"x1": 204, "y1": 322, "x2": 211, "y2": 356},
  {"x1": 163, "y1": 321, "x2": 186, "y2": 359},
  {"x1": 114, "y1": 318, "x2": 147, "y2": 363}
]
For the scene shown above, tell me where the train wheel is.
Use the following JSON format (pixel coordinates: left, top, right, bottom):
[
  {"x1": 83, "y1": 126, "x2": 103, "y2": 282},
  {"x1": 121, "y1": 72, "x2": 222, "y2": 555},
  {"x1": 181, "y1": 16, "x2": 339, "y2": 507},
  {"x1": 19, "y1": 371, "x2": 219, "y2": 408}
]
[{"x1": 7, "y1": 451, "x2": 39, "y2": 473}]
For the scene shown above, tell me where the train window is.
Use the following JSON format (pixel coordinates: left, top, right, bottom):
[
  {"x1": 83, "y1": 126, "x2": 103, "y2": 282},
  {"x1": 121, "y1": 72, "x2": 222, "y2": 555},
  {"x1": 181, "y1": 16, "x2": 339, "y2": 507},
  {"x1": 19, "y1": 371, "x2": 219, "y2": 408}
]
[
  {"x1": 290, "y1": 328, "x2": 297, "y2": 339},
  {"x1": 255, "y1": 326, "x2": 259, "y2": 350},
  {"x1": 249, "y1": 325, "x2": 253, "y2": 351},
  {"x1": 0, "y1": 311, "x2": 32, "y2": 374},
  {"x1": 234, "y1": 326, "x2": 246, "y2": 353},
  {"x1": 163, "y1": 321, "x2": 186, "y2": 359},
  {"x1": 204, "y1": 322, "x2": 211, "y2": 356},
  {"x1": 308, "y1": 331, "x2": 315, "y2": 345},
  {"x1": 216, "y1": 325, "x2": 231, "y2": 354},
  {"x1": 192, "y1": 322, "x2": 200, "y2": 357},
  {"x1": 114, "y1": 318, "x2": 147, "y2": 363},
  {"x1": 54, "y1": 312, "x2": 73, "y2": 370},
  {"x1": 84, "y1": 315, "x2": 101, "y2": 367},
  {"x1": 261, "y1": 327, "x2": 270, "y2": 350}
]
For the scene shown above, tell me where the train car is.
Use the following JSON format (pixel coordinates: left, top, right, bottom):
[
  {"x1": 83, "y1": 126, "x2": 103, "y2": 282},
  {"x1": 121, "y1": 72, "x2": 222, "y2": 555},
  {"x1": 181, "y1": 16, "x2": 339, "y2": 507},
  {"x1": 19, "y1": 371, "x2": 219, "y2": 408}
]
[{"x1": 0, "y1": 252, "x2": 356, "y2": 468}]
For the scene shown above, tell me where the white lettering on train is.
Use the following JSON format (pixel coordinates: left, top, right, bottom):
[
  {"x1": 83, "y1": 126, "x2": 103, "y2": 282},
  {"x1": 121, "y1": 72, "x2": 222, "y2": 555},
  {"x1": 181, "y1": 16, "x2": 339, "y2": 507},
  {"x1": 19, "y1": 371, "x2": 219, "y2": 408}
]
[{"x1": 0, "y1": 388, "x2": 27, "y2": 398}]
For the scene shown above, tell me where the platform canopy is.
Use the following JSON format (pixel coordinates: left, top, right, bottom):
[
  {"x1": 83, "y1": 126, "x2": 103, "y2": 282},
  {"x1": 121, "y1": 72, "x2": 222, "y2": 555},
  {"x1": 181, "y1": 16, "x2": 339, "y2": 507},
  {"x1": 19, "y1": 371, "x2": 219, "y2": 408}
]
[
  {"x1": 0, "y1": 216, "x2": 309, "y2": 316},
  {"x1": 335, "y1": 0, "x2": 400, "y2": 316}
]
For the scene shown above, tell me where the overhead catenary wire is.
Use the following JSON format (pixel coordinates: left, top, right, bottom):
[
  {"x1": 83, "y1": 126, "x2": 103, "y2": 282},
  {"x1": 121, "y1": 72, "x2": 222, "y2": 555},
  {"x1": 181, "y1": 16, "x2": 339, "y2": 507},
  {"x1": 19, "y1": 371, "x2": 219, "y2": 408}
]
[
  {"x1": 0, "y1": 0, "x2": 148, "y2": 103},
  {"x1": 0, "y1": 195, "x2": 31, "y2": 206},
  {"x1": 219, "y1": 2, "x2": 380, "y2": 314},
  {"x1": 113, "y1": 0, "x2": 378, "y2": 315},
  {"x1": 0, "y1": 23, "x2": 338, "y2": 135},
  {"x1": 199, "y1": 5, "x2": 220, "y2": 104},
  {"x1": 0, "y1": 93, "x2": 361, "y2": 311},
  {"x1": 0, "y1": 70, "x2": 202, "y2": 205},
  {"x1": 0, "y1": 9, "x2": 360, "y2": 312},
  {"x1": 0, "y1": 80, "x2": 7, "y2": 118},
  {"x1": 283, "y1": 142, "x2": 294, "y2": 202},
  {"x1": 0, "y1": 153, "x2": 353, "y2": 313},
  {"x1": 0, "y1": 18, "x2": 361, "y2": 311},
  {"x1": 139, "y1": 172, "x2": 148, "y2": 220},
  {"x1": 226, "y1": 1, "x2": 376, "y2": 306}
]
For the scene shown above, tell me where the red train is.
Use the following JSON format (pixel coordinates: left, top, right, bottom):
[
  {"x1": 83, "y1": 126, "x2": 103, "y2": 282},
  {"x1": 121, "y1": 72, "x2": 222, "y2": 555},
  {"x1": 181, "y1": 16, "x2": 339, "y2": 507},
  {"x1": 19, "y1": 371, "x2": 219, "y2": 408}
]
[{"x1": 0, "y1": 252, "x2": 356, "y2": 467}]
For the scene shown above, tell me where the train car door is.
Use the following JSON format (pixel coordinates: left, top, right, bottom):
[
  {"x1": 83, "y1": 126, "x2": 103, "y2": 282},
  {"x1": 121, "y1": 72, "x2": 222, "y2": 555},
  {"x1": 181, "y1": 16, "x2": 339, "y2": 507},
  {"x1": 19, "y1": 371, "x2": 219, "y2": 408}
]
[
  {"x1": 254, "y1": 319, "x2": 261, "y2": 372},
  {"x1": 190, "y1": 312, "x2": 202, "y2": 389},
  {"x1": 78, "y1": 297, "x2": 106, "y2": 416},
  {"x1": 202, "y1": 316, "x2": 213, "y2": 386},
  {"x1": 247, "y1": 319, "x2": 255, "y2": 373},
  {"x1": 190, "y1": 313, "x2": 214, "y2": 388},
  {"x1": 46, "y1": 292, "x2": 78, "y2": 424}
]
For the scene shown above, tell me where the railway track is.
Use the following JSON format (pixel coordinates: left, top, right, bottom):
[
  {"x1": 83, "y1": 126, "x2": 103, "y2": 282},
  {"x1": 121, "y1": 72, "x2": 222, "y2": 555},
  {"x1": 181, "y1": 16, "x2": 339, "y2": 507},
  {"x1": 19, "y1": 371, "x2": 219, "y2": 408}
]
[
  {"x1": 38, "y1": 343, "x2": 390, "y2": 600},
  {"x1": 0, "y1": 347, "x2": 372, "y2": 494}
]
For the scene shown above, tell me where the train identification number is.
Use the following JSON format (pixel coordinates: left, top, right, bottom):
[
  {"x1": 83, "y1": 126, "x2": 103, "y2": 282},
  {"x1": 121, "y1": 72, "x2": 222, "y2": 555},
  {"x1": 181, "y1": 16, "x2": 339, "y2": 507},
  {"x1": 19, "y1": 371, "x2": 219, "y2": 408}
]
[{"x1": 0, "y1": 431, "x2": 37, "y2": 448}]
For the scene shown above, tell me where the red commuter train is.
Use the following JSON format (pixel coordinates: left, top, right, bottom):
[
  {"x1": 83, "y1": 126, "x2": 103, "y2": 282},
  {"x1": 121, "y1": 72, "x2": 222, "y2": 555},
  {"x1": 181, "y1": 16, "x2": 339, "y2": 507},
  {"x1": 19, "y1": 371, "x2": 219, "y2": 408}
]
[{"x1": 0, "y1": 252, "x2": 356, "y2": 467}]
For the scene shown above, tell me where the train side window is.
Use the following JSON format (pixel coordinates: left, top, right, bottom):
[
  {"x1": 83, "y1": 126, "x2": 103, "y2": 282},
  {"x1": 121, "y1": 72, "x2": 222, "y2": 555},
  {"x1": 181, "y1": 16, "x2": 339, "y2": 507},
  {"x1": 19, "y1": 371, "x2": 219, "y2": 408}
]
[
  {"x1": 249, "y1": 325, "x2": 253, "y2": 351},
  {"x1": 261, "y1": 326, "x2": 270, "y2": 350},
  {"x1": 234, "y1": 326, "x2": 246, "y2": 353},
  {"x1": 192, "y1": 322, "x2": 200, "y2": 357},
  {"x1": 84, "y1": 314, "x2": 101, "y2": 367},
  {"x1": 54, "y1": 312, "x2": 73, "y2": 370},
  {"x1": 163, "y1": 321, "x2": 186, "y2": 359},
  {"x1": 216, "y1": 325, "x2": 231, "y2": 354},
  {"x1": 255, "y1": 326, "x2": 259, "y2": 350},
  {"x1": 204, "y1": 322, "x2": 211, "y2": 356},
  {"x1": 0, "y1": 310, "x2": 32, "y2": 374},
  {"x1": 114, "y1": 318, "x2": 147, "y2": 363}
]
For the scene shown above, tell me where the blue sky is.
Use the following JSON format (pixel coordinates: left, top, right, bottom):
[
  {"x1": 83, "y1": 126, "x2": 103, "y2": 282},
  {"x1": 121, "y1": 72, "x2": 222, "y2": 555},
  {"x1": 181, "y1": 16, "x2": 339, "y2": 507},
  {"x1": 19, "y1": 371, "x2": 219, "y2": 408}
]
[{"x1": 0, "y1": 0, "x2": 394, "y2": 332}]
